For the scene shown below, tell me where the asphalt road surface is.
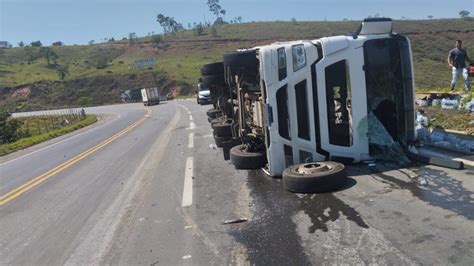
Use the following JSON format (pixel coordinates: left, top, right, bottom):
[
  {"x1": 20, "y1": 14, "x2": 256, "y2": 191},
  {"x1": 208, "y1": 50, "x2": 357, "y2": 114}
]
[{"x1": 1, "y1": 100, "x2": 473, "y2": 265}]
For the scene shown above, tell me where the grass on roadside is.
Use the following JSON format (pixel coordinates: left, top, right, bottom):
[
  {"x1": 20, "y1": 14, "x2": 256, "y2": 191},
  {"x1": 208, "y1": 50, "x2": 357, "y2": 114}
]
[
  {"x1": 422, "y1": 107, "x2": 473, "y2": 134},
  {"x1": 0, "y1": 114, "x2": 97, "y2": 156}
]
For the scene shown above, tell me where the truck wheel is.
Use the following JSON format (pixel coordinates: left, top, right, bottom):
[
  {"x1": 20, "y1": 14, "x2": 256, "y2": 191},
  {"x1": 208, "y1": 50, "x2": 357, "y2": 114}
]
[
  {"x1": 211, "y1": 117, "x2": 229, "y2": 127},
  {"x1": 230, "y1": 144, "x2": 266, "y2": 169},
  {"x1": 202, "y1": 74, "x2": 225, "y2": 87},
  {"x1": 282, "y1": 162, "x2": 347, "y2": 193},
  {"x1": 207, "y1": 109, "x2": 222, "y2": 119},
  {"x1": 223, "y1": 50, "x2": 258, "y2": 76},
  {"x1": 201, "y1": 62, "x2": 224, "y2": 76},
  {"x1": 213, "y1": 122, "x2": 232, "y2": 137},
  {"x1": 214, "y1": 134, "x2": 231, "y2": 148}
]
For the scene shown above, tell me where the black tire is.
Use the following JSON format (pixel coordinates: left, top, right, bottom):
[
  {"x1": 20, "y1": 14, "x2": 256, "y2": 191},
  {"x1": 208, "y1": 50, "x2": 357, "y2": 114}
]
[
  {"x1": 230, "y1": 144, "x2": 266, "y2": 169},
  {"x1": 213, "y1": 122, "x2": 232, "y2": 137},
  {"x1": 223, "y1": 50, "x2": 258, "y2": 76},
  {"x1": 282, "y1": 162, "x2": 347, "y2": 193},
  {"x1": 202, "y1": 74, "x2": 225, "y2": 87},
  {"x1": 214, "y1": 134, "x2": 231, "y2": 148},
  {"x1": 201, "y1": 62, "x2": 224, "y2": 76},
  {"x1": 206, "y1": 109, "x2": 222, "y2": 119}
]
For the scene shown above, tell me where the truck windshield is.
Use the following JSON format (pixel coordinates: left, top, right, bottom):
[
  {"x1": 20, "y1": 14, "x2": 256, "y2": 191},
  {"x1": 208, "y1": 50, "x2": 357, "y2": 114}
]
[{"x1": 364, "y1": 37, "x2": 414, "y2": 151}]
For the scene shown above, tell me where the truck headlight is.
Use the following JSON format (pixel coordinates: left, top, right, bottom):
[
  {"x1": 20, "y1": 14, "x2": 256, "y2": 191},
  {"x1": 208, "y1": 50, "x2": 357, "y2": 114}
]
[{"x1": 292, "y1": 44, "x2": 306, "y2": 72}]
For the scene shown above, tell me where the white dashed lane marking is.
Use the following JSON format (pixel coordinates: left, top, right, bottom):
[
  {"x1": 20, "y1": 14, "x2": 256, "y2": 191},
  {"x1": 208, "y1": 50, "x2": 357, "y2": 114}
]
[
  {"x1": 182, "y1": 157, "x2": 194, "y2": 207},
  {"x1": 188, "y1": 133, "x2": 194, "y2": 149}
]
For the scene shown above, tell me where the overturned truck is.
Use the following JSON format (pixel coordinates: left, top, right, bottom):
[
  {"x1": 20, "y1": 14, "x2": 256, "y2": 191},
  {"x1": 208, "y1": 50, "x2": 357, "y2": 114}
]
[{"x1": 200, "y1": 18, "x2": 421, "y2": 193}]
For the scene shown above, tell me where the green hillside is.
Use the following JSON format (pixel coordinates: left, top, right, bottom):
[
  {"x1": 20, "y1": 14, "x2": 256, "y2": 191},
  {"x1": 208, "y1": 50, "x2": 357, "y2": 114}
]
[{"x1": 0, "y1": 19, "x2": 473, "y2": 111}]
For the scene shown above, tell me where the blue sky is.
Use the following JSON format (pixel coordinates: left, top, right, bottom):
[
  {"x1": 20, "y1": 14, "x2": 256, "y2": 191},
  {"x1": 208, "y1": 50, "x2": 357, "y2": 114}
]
[{"x1": 1, "y1": 0, "x2": 472, "y2": 46}]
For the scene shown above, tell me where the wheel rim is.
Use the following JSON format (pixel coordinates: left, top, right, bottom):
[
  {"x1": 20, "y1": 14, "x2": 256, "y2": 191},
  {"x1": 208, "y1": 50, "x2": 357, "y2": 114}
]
[{"x1": 296, "y1": 163, "x2": 332, "y2": 175}]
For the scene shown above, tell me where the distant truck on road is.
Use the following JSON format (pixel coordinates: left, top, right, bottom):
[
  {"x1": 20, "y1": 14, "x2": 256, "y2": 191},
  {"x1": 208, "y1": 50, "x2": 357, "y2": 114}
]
[{"x1": 141, "y1": 87, "x2": 160, "y2": 106}]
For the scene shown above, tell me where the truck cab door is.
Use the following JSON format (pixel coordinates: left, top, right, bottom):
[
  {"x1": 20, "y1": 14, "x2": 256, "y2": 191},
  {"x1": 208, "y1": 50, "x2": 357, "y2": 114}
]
[{"x1": 316, "y1": 38, "x2": 369, "y2": 162}]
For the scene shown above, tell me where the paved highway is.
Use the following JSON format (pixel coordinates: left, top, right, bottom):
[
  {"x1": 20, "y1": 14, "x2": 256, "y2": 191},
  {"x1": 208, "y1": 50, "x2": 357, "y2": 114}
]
[{"x1": 1, "y1": 100, "x2": 473, "y2": 264}]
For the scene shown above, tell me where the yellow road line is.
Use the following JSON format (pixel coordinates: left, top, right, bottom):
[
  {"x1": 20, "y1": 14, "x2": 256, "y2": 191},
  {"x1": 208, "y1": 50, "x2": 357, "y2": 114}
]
[{"x1": 0, "y1": 108, "x2": 151, "y2": 207}]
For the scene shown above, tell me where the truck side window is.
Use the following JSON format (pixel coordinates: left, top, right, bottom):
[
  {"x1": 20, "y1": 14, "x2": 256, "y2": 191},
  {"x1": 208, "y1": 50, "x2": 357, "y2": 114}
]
[
  {"x1": 325, "y1": 60, "x2": 353, "y2": 147},
  {"x1": 295, "y1": 80, "x2": 310, "y2": 140},
  {"x1": 276, "y1": 85, "x2": 291, "y2": 140},
  {"x1": 278, "y1": 47, "x2": 287, "y2": 81}
]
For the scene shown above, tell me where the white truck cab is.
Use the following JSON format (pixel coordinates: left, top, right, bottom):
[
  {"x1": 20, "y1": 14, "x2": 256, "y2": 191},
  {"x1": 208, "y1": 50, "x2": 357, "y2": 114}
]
[{"x1": 226, "y1": 18, "x2": 416, "y2": 177}]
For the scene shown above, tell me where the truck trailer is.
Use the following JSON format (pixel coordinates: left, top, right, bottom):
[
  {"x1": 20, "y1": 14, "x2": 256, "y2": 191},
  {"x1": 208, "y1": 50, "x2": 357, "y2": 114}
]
[{"x1": 141, "y1": 87, "x2": 160, "y2": 106}]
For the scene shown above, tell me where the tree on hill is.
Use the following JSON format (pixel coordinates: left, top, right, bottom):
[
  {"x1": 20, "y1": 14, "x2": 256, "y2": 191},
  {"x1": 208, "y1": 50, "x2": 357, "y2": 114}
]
[
  {"x1": 207, "y1": 0, "x2": 226, "y2": 25},
  {"x1": 39, "y1": 47, "x2": 59, "y2": 66},
  {"x1": 88, "y1": 40, "x2": 95, "y2": 45},
  {"x1": 151, "y1": 34, "x2": 164, "y2": 48},
  {"x1": 459, "y1": 10, "x2": 470, "y2": 19},
  {"x1": 55, "y1": 64, "x2": 69, "y2": 80},
  {"x1": 128, "y1": 32, "x2": 137, "y2": 44},
  {"x1": 24, "y1": 46, "x2": 41, "y2": 64},
  {"x1": 194, "y1": 23, "x2": 205, "y2": 36},
  {"x1": 52, "y1": 41, "x2": 63, "y2": 46},
  {"x1": 18, "y1": 41, "x2": 25, "y2": 47},
  {"x1": 30, "y1": 41, "x2": 42, "y2": 47},
  {"x1": 156, "y1": 13, "x2": 183, "y2": 34}
]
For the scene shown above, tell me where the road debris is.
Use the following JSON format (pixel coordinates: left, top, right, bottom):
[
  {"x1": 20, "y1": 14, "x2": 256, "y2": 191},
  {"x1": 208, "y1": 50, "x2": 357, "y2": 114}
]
[
  {"x1": 416, "y1": 99, "x2": 428, "y2": 107},
  {"x1": 209, "y1": 144, "x2": 217, "y2": 150},
  {"x1": 368, "y1": 163, "x2": 377, "y2": 172},
  {"x1": 419, "y1": 177, "x2": 428, "y2": 187},
  {"x1": 368, "y1": 112, "x2": 410, "y2": 165},
  {"x1": 416, "y1": 110, "x2": 429, "y2": 127},
  {"x1": 441, "y1": 98, "x2": 459, "y2": 109},
  {"x1": 416, "y1": 92, "x2": 460, "y2": 109},
  {"x1": 222, "y1": 218, "x2": 248, "y2": 225},
  {"x1": 182, "y1": 255, "x2": 192, "y2": 259}
]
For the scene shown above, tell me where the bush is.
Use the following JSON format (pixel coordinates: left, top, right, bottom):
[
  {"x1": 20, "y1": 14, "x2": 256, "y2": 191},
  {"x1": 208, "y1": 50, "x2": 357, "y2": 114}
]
[
  {"x1": 0, "y1": 109, "x2": 23, "y2": 144},
  {"x1": 96, "y1": 56, "x2": 109, "y2": 69},
  {"x1": 151, "y1": 35, "x2": 163, "y2": 45},
  {"x1": 194, "y1": 23, "x2": 204, "y2": 36},
  {"x1": 211, "y1": 26, "x2": 218, "y2": 37},
  {"x1": 78, "y1": 96, "x2": 93, "y2": 106}
]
